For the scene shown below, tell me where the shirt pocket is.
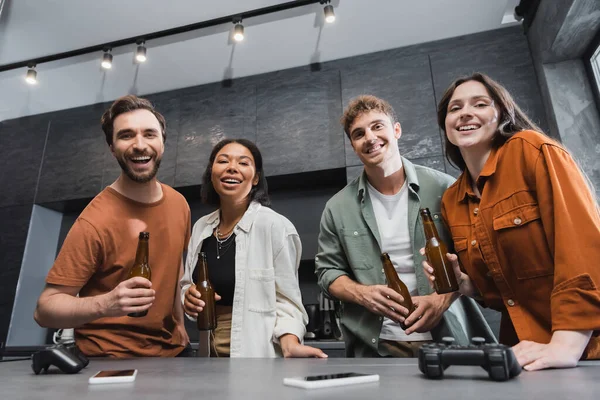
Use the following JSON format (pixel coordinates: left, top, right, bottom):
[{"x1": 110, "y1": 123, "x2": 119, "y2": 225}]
[
  {"x1": 247, "y1": 268, "x2": 276, "y2": 313},
  {"x1": 492, "y1": 203, "x2": 553, "y2": 279},
  {"x1": 340, "y1": 228, "x2": 375, "y2": 270},
  {"x1": 453, "y1": 237, "x2": 468, "y2": 253}
]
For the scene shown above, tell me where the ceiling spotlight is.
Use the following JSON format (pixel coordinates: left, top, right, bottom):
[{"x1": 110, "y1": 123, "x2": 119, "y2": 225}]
[
  {"x1": 135, "y1": 42, "x2": 147, "y2": 63},
  {"x1": 233, "y1": 20, "x2": 244, "y2": 42},
  {"x1": 25, "y1": 65, "x2": 37, "y2": 85},
  {"x1": 323, "y1": 3, "x2": 335, "y2": 23},
  {"x1": 101, "y1": 49, "x2": 113, "y2": 69}
]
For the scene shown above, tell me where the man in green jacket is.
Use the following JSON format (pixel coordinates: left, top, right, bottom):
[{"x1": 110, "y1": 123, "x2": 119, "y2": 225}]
[{"x1": 315, "y1": 95, "x2": 494, "y2": 357}]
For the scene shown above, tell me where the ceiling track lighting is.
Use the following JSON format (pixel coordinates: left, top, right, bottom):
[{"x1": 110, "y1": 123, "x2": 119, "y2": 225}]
[
  {"x1": 101, "y1": 48, "x2": 113, "y2": 69},
  {"x1": 25, "y1": 64, "x2": 37, "y2": 85},
  {"x1": 135, "y1": 41, "x2": 147, "y2": 63},
  {"x1": 321, "y1": 0, "x2": 335, "y2": 23},
  {"x1": 233, "y1": 18, "x2": 245, "y2": 42},
  {"x1": 2, "y1": 1, "x2": 336, "y2": 85}
]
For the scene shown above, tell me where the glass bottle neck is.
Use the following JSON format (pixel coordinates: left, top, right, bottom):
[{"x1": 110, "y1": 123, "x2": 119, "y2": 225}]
[
  {"x1": 421, "y1": 215, "x2": 439, "y2": 240},
  {"x1": 196, "y1": 255, "x2": 209, "y2": 281},
  {"x1": 134, "y1": 239, "x2": 149, "y2": 264}
]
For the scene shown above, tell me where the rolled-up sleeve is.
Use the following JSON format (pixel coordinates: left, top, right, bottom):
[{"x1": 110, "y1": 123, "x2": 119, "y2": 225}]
[{"x1": 536, "y1": 144, "x2": 600, "y2": 333}]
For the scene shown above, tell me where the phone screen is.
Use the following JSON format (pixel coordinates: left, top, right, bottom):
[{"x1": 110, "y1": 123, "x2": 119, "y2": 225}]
[
  {"x1": 94, "y1": 370, "x2": 136, "y2": 378},
  {"x1": 304, "y1": 373, "x2": 367, "y2": 381}
]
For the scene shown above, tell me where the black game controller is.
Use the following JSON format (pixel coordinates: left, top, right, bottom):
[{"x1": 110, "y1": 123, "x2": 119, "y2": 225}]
[
  {"x1": 31, "y1": 344, "x2": 89, "y2": 375},
  {"x1": 418, "y1": 337, "x2": 522, "y2": 381}
]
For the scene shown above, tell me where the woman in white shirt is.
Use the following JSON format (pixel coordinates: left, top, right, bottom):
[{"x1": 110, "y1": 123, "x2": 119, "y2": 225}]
[{"x1": 180, "y1": 138, "x2": 327, "y2": 358}]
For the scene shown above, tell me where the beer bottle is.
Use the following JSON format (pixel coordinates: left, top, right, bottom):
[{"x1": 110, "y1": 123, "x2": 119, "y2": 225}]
[
  {"x1": 195, "y1": 252, "x2": 217, "y2": 331},
  {"x1": 127, "y1": 231, "x2": 151, "y2": 318},
  {"x1": 381, "y1": 253, "x2": 415, "y2": 330},
  {"x1": 419, "y1": 208, "x2": 459, "y2": 294}
]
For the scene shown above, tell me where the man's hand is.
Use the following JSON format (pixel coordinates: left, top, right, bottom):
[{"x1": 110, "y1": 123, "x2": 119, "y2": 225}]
[
  {"x1": 100, "y1": 277, "x2": 155, "y2": 317},
  {"x1": 512, "y1": 330, "x2": 592, "y2": 371},
  {"x1": 183, "y1": 286, "x2": 221, "y2": 318},
  {"x1": 403, "y1": 293, "x2": 457, "y2": 334},
  {"x1": 420, "y1": 248, "x2": 476, "y2": 297},
  {"x1": 280, "y1": 334, "x2": 328, "y2": 358},
  {"x1": 355, "y1": 284, "x2": 410, "y2": 324}
]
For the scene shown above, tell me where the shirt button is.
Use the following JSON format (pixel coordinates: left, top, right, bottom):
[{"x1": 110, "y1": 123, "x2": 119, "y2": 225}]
[
  {"x1": 473, "y1": 207, "x2": 479, "y2": 216},
  {"x1": 513, "y1": 218, "x2": 522, "y2": 225},
  {"x1": 354, "y1": 231, "x2": 359, "y2": 236},
  {"x1": 381, "y1": 269, "x2": 385, "y2": 274},
  {"x1": 507, "y1": 299, "x2": 515, "y2": 306},
  {"x1": 471, "y1": 239, "x2": 477, "y2": 246},
  {"x1": 315, "y1": 256, "x2": 319, "y2": 261},
  {"x1": 433, "y1": 214, "x2": 439, "y2": 220},
  {"x1": 372, "y1": 338, "x2": 376, "y2": 343}
]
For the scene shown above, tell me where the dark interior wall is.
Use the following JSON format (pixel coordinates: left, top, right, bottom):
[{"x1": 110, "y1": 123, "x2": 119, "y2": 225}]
[{"x1": 0, "y1": 25, "x2": 545, "y2": 347}]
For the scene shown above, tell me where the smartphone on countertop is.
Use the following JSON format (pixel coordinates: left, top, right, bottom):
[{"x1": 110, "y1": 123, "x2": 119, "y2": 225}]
[
  {"x1": 88, "y1": 369, "x2": 137, "y2": 384},
  {"x1": 283, "y1": 372, "x2": 379, "y2": 389}
]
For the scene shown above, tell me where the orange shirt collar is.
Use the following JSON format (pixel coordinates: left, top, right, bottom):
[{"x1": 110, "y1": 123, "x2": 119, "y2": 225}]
[{"x1": 457, "y1": 146, "x2": 501, "y2": 203}]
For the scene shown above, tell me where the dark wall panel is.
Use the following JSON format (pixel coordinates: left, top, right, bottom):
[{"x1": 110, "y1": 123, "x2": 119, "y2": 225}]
[
  {"x1": 256, "y1": 69, "x2": 344, "y2": 176},
  {"x1": 0, "y1": 116, "x2": 48, "y2": 207},
  {"x1": 0, "y1": 204, "x2": 33, "y2": 347},
  {"x1": 35, "y1": 105, "x2": 106, "y2": 203}
]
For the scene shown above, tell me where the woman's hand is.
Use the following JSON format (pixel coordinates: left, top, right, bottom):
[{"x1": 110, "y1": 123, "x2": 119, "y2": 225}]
[
  {"x1": 420, "y1": 248, "x2": 476, "y2": 297},
  {"x1": 183, "y1": 286, "x2": 221, "y2": 318},
  {"x1": 512, "y1": 330, "x2": 592, "y2": 371},
  {"x1": 279, "y1": 334, "x2": 328, "y2": 358}
]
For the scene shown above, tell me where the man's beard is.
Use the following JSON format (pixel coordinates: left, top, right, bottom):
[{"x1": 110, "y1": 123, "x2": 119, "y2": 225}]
[{"x1": 117, "y1": 154, "x2": 162, "y2": 183}]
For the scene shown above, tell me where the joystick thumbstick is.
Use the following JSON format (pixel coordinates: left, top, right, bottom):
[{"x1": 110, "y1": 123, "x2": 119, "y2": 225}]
[
  {"x1": 442, "y1": 337, "x2": 455, "y2": 346},
  {"x1": 471, "y1": 337, "x2": 485, "y2": 346}
]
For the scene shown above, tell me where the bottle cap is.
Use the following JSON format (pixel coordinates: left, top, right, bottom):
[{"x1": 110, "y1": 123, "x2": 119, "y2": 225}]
[{"x1": 139, "y1": 231, "x2": 150, "y2": 239}]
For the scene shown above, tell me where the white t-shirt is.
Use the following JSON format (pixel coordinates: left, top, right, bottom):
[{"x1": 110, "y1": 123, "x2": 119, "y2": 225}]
[{"x1": 367, "y1": 180, "x2": 432, "y2": 342}]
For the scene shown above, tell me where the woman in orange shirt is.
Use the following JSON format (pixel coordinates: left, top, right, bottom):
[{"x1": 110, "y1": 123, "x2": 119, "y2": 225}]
[{"x1": 422, "y1": 72, "x2": 600, "y2": 371}]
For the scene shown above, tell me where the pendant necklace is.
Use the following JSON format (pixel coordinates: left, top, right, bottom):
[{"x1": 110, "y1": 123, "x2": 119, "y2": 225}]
[{"x1": 215, "y1": 226, "x2": 235, "y2": 259}]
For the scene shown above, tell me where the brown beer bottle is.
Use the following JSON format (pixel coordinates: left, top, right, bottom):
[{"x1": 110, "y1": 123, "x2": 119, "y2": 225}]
[
  {"x1": 381, "y1": 253, "x2": 415, "y2": 330},
  {"x1": 127, "y1": 231, "x2": 151, "y2": 317},
  {"x1": 419, "y1": 208, "x2": 459, "y2": 294},
  {"x1": 195, "y1": 252, "x2": 217, "y2": 331}
]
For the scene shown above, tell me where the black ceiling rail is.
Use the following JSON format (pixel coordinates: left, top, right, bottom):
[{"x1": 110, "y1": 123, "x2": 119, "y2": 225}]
[{"x1": 0, "y1": 0, "x2": 323, "y2": 73}]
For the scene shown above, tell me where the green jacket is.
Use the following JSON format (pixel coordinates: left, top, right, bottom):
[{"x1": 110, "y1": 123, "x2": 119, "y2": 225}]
[{"x1": 315, "y1": 157, "x2": 496, "y2": 357}]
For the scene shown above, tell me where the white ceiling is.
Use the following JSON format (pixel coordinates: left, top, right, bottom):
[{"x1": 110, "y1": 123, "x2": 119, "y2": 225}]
[{"x1": 0, "y1": 0, "x2": 520, "y2": 122}]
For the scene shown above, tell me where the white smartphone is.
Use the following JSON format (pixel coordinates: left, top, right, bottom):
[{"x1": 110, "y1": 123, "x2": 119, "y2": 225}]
[
  {"x1": 88, "y1": 369, "x2": 137, "y2": 384},
  {"x1": 283, "y1": 372, "x2": 379, "y2": 390}
]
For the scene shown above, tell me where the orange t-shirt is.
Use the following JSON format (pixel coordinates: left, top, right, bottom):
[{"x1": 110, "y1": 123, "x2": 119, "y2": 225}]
[
  {"x1": 46, "y1": 184, "x2": 191, "y2": 357},
  {"x1": 442, "y1": 130, "x2": 600, "y2": 359}
]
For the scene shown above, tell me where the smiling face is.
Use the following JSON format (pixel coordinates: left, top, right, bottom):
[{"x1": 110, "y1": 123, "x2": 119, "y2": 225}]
[
  {"x1": 210, "y1": 142, "x2": 259, "y2": 204},
  {"x1": 444, "y1": 80, "x2": 500, "y2": 152},
  {"x1": 348, "y1": 111, "x2": 402, "y2": 168},
  {"x1": 111, "y1": 109, "x2": 164, "y2": 183}
]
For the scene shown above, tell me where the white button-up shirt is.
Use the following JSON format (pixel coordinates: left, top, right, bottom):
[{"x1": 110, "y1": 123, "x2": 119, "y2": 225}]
[{"x1": 180, "y1": 201, "x2": 308, "y2": 357}]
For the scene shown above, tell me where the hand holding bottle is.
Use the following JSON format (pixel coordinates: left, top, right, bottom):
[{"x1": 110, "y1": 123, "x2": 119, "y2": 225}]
[
  {"x1": 101, "y1": 277, "x2": 154, "y2": 317},
  {"x1": 419, "y1": 248, "x2": 476, "y2": 298},
  {"x1": 355, "y1": 284, "x2": 410, "y2": 324},
  {"x1": 183, "y1": 285, "x2": 222, "y2": 318}
]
